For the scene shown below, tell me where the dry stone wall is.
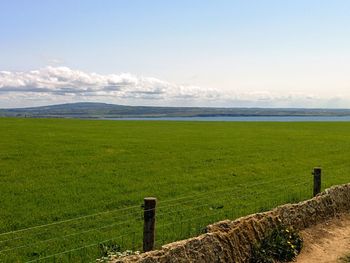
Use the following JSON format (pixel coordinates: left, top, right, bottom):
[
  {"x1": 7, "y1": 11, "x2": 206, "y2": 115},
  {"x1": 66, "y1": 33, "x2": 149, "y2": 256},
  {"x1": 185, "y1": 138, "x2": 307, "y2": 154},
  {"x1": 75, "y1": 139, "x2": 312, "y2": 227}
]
[{"x1": 111, "y1": 183, "x2": 350, "y2": 263}]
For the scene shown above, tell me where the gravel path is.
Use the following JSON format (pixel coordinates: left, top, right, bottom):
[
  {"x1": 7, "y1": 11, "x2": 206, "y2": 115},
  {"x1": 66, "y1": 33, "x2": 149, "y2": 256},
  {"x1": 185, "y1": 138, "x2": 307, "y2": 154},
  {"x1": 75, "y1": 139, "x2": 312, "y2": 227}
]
[{"x1": 295, "y1": 214, "x2": 350, "y2": 263}]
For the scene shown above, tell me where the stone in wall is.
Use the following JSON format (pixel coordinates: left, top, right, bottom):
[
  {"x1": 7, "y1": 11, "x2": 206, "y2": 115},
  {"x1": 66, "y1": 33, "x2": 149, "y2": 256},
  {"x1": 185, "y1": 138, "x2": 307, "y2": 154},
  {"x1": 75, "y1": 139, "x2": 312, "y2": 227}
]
[{"x1": 110, "y1": 183, "x2": 350, "y2": 263}]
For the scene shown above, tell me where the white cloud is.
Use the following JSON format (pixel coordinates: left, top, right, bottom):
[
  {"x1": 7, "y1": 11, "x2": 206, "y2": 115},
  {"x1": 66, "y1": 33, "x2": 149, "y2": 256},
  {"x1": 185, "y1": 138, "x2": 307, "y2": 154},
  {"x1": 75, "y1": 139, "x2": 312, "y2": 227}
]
[
  {"x1": 0, "y1": 66, "x2": 349, "y2": 108},
  {"x1": 0, "y1": 66, "x2": 219, "y2": 100}
]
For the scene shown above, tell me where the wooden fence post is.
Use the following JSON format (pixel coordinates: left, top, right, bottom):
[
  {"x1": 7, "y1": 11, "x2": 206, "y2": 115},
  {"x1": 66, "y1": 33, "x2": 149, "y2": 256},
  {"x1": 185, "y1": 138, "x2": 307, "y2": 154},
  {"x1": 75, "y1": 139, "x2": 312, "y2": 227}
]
[
  {"x1": 143, "y1": 197, "x2": 157, "y2": 252},
  {"x1": 313, "y1": 167, "x2": 322, "y2": 197}
]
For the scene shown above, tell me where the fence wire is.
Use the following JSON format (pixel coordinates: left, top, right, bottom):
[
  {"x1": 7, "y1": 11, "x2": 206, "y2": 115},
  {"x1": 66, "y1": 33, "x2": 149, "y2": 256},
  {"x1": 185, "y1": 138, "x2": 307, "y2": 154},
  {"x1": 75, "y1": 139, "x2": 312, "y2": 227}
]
[{"x1": 0, "y1": 176, "x2": 315, "y2": 263}]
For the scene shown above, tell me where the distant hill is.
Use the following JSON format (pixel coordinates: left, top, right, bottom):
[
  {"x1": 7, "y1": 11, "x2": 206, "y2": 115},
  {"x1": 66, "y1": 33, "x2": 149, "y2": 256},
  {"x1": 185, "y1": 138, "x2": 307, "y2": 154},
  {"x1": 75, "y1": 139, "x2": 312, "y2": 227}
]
[{"x1": 1, "y1": 102, "x2": 350, "y2": 118}]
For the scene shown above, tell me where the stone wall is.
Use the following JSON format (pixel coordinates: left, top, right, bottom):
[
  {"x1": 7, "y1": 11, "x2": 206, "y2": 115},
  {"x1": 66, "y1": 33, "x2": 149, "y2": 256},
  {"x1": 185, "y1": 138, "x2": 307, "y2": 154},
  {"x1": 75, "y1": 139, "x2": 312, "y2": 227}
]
[{"x1": 111, "y1": 183, "x2": 350, "y2": 263}]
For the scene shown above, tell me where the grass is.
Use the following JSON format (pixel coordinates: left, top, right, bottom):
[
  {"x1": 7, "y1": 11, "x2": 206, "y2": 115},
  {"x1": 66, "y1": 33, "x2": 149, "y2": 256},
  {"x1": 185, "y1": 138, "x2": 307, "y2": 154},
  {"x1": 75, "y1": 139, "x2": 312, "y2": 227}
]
[
  {"x1": 0, "y1": 118, "x2": 350, "y2": 262},
  {"x1": 250, "y1": 223, "x2": 303, "y2": 262},
  {"x1": 340, "y1": 254, "x2": 350, "y2": 263}
]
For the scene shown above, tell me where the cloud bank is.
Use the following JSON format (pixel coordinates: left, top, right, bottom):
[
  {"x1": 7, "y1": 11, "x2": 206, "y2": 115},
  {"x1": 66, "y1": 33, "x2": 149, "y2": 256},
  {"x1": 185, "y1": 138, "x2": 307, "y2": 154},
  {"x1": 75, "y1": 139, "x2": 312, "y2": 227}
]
[
  {"x1": 0, "y1": 66, "x2": 219, "y2": 100},
  {"x1": 0, "y1": 66, "x2": 348, "y2": 108}
]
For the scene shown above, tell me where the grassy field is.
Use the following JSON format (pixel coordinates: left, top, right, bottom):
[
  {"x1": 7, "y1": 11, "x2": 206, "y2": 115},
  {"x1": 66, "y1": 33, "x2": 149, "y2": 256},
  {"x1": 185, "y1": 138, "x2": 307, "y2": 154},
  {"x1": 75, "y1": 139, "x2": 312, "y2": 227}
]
[{"x1": 0, "y1": 118, "x2": 350, "y2": 262}]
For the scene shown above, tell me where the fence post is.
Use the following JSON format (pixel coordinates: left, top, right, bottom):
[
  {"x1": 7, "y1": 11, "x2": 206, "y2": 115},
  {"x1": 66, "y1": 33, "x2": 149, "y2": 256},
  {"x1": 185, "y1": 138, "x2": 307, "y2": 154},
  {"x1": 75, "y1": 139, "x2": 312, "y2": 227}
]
[
  {"x1": 143, "y1": 197, "x2": 157, "y2": 252},
  {"x1": 312, "y1": 167, "x2": 322, "y2": 197}
]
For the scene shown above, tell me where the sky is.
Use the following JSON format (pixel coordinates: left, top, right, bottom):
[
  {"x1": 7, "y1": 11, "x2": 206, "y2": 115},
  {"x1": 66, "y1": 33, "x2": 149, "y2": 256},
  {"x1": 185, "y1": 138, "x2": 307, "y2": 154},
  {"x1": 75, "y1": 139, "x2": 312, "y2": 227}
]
[{"x1": 1, "y1": 0, "x2": 350, "y2": 108}]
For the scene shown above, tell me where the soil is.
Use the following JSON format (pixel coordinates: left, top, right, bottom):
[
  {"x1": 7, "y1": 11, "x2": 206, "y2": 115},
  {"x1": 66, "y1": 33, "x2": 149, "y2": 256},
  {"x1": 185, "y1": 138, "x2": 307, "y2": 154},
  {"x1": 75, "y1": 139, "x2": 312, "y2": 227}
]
[{"x1": 294, "y1": 213, "x2": 350, "y2": 263}]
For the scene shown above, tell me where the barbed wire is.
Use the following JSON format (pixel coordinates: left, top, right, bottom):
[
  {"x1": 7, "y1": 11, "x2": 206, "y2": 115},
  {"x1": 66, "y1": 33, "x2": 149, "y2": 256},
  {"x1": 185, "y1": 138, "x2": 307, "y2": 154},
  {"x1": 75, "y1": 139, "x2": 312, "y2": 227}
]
[
  {"x1": 0, "y1": 204, "x2": 142, "y2": 237},
  {"x1": 0, "y1": 174, "x2": 306, "y2": 239},
  {"x1": 156, "y1": 177, "x2": 309, "y2": 211},
  {"x1": 0, "y1": 180, "x2": 309, "y2": 255},
  {"x1": 0, "y1": 179, "x2": 313, "y2": 263},
  {"x1": 0, "y1": 208, "x2": 143, "y2": 245},
  {"x1": 157, "y1": 175, "x2": 306, "y2": 208},
  {"x1": 0, "y1": 177, "x2": 310, "y2": 252},
  {"x1": 157, "y1": 181, "x2": 309, "y2": 218},
  {"x1": 0, "y1": 218, "x2": 141, "y2": 254},
  {"x1": 24, "y1": 233, "x2": 131, "y2": 263}
]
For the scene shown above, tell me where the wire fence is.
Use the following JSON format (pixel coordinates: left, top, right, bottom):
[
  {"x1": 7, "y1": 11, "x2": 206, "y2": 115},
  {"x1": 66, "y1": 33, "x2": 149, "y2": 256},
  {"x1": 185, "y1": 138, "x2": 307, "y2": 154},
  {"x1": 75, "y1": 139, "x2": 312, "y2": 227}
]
[{"x1": 0, "y1": 172, "x2": 318, "y2": 263}]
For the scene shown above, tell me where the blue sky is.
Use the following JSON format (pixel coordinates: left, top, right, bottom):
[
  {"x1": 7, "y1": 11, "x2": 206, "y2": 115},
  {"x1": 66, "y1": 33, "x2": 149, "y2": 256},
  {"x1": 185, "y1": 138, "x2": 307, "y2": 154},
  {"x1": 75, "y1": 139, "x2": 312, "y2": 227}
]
[{"x1": 1, "y1": 0, "x2": 350, "y2": 108}]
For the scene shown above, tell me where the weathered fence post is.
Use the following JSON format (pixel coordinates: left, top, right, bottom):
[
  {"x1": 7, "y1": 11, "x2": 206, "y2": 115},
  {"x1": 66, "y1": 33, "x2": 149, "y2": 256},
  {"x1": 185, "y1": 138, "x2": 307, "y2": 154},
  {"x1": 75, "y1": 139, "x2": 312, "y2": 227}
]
[
  {"x1": 143, "y1": 197, "x2": 157, "y2": 252},
  {"x1": 313, "y1": 167, "x2": 322, "y2": 197}
]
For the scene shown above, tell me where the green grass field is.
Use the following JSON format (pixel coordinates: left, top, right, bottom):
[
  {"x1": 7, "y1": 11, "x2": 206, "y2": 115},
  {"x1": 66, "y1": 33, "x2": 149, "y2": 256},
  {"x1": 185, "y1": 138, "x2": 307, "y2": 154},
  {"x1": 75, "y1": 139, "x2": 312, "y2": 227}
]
[{"x1": 0, "y1": 118, "x2": 349, "y2": 262}]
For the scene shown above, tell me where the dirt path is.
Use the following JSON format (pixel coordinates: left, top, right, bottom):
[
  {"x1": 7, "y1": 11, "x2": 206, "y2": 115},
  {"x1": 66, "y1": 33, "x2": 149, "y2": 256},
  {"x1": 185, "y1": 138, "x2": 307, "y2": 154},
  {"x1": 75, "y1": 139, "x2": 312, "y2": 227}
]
[{"x1": 294, "y1": 214, "x2": 350, "y2": 263}]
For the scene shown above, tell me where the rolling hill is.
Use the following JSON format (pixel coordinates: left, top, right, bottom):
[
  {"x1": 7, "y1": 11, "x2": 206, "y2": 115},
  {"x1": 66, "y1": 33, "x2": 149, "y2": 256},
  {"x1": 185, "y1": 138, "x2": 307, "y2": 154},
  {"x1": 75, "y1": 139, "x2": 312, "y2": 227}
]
[{"x1": 1, "y1": 102, "x2": 350, "y2": 118}]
